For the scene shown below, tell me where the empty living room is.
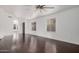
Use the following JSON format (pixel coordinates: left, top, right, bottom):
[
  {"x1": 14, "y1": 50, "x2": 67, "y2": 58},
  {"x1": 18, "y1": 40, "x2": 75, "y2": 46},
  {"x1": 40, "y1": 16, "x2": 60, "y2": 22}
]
[{"x1": 0, "y1": 5, "x2": 79, "y2": 53}]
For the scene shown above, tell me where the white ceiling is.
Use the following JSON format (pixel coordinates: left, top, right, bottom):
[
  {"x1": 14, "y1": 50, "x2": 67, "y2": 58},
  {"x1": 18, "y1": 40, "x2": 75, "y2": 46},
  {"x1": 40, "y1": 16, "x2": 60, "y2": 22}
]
[
  {"x1": 0, "y1": 5, "x2": 34, "y2": 19},
  {"x1": 0, "y1": 5, "x2": 78, "y2": 20}
]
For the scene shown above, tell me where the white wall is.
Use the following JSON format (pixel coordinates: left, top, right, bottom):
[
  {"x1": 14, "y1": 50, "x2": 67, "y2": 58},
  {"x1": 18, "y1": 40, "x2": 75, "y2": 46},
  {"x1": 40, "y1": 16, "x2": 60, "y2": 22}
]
[
  {"x1": 25, "y1": 6, "x2": 79, "y2": 45},
  {"x1": 0, "y1": 9, "x2": 23, "y2": 38},
  {"x1": 0, "y1": 9, "x2": 13, "y2": 37}
]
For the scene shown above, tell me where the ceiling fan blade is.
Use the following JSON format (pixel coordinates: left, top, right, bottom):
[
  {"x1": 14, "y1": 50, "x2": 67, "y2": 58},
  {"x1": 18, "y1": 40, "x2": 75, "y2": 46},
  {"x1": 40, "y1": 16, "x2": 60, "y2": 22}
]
[
  {"x1": 36, "y1": 5, "x2": 46, "y2": 9},
  {"x1": 43, "y1": 7, "x2": 55, "y2": 9}
]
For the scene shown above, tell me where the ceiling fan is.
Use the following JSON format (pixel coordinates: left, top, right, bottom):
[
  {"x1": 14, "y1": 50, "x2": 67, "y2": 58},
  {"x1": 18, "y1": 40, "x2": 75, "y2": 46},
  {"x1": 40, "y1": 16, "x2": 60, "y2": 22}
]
[
  {"x1": 31, "y1": 5, "x2": 55, "y2": 19},
  {"x1": 32, "y1": 5, "x2": 55, "y2": 17},
  {"x1": 35, "y1": 5, "x2": 55, "y2": 14},
  {"x1": 36, "y1": 5, "x2": 55, "y2": 9}
]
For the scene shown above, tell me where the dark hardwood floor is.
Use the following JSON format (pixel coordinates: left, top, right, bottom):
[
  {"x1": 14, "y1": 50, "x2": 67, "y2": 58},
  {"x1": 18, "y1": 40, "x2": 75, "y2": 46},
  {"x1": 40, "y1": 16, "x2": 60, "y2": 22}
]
[{"x1": 0, "y1": 34, "x2": 79, "y2": 53}]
